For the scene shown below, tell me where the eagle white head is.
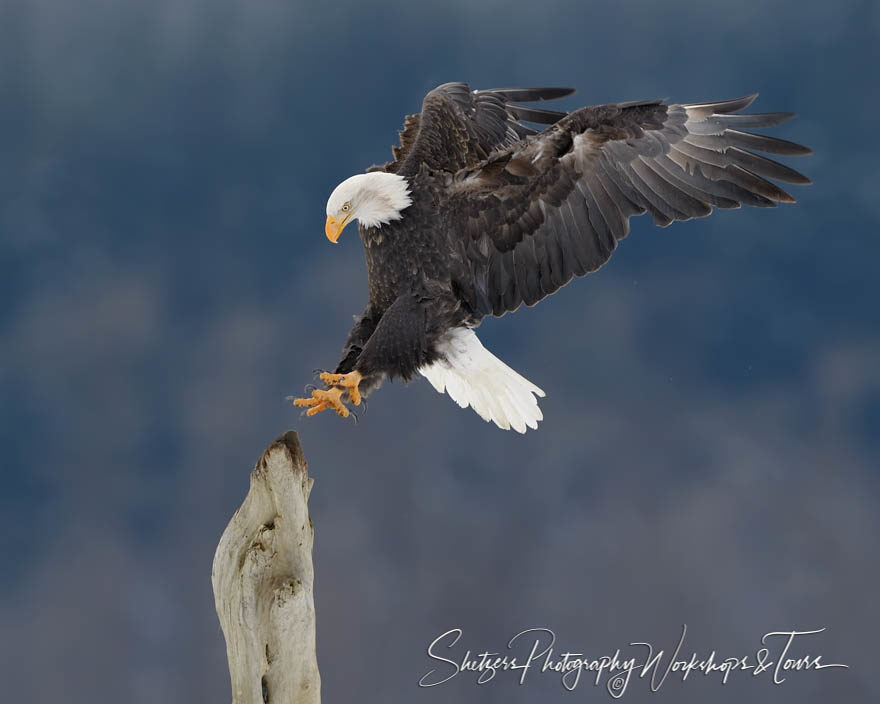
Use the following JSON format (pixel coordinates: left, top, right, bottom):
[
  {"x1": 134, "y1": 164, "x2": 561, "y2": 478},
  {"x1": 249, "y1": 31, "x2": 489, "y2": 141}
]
[{"x1": 324, "y1": 172, "x2": 413, "y2": 242}]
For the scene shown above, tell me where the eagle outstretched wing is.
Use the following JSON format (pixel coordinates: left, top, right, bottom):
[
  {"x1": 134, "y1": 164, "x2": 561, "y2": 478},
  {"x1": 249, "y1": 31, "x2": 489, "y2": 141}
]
[
  {"x1": 369, "y1": 83, "x2": 575, "y2": 175},
  {"x1": 441, "y1": 94, "x2": 811, "y2": 317}
]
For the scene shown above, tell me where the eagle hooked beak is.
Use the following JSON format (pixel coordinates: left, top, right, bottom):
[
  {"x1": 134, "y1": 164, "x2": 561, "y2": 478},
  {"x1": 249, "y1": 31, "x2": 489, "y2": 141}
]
[{"x1": 325, "y1": 213, "x2": 352, "y2": 244}]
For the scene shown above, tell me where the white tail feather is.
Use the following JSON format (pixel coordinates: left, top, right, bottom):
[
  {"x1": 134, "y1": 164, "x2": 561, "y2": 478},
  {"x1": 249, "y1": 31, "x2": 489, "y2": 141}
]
[{"x1": 418, "y1": 328, "x2": 545, "y2": 433}]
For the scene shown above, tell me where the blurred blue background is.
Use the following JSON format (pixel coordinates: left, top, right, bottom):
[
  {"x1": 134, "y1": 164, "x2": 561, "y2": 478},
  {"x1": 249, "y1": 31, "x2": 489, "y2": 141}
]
[{"x1": 1, "y1": 1, "x2": 877, "y2": 702}]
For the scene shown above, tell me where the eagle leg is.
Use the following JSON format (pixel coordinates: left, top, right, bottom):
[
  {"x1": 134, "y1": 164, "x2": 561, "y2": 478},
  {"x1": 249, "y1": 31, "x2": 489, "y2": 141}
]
[
  {"x1": 319, "y1": 370, "x2": 363, "y2": 405},
  {"x1": 292, "y1": 386, "x2": 350, "y2": 417}
]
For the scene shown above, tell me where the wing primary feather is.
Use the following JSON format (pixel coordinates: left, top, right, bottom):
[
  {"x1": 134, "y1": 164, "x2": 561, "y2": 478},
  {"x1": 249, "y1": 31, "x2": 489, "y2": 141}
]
[
  {"x1": 674, "y1": 138, "x2": 735, "y2": 168},
  {"x1": 507, "y1": 105, "x2": 569, "y2": 124},
  {"x1": 681, "y1": 94, "x2": 758, "y2": 115},
  {"x1": 726, "y1": 147, "x2": 812, "y2": 184},
  {"x1": 717, "y1": 112, "x2": 796, "y2": 128},
  {"x1": 594, "y1": 158, "x2": 645, "y2": 223},
  {"x1": 688, "y1": 130, "x2": 813, "y2": 156},
  {"x1": 614, "y1": 98, "x2": 665, "y2": 109},
  {"x1": 484, "y1": 87, "x2": 575, "y2": 102},
  {"x1": 725, "y1": 164, "x2": 796, "y2": 203},
  {"x1": 686, "y1": 112, "x2": 796, "y2": 135},
  {"x1": 597, "y1": 155, "x2": 650, "y2": 214},
  {"x1": 615, "y1": 161, "x2": 677, "y2": 225},
  {"x1": 636, "y1": 158, "x2": 712, "y2": 219},
  {"x1": 651, "y1": 155, "x2": 741, "y2": 209},
  {"x1": 665, "y1": 148, "x2": 777, "y2": 207},
  {"x1": 630, "y1": 158, "x2": 709, "y2": 220},
  {"x1": 674, "y1": 138, "x2": 809, "y2": 186}
]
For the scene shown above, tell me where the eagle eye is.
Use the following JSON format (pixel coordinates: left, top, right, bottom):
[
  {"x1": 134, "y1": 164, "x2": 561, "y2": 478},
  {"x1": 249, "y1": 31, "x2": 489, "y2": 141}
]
[{"x1": 341, "y1": 202, "x2": 351, "y2": 213}]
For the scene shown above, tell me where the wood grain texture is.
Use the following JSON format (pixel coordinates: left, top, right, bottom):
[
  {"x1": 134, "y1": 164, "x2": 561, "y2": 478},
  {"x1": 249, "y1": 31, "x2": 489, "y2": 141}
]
[{"x1": 212, "y1": 431, "x2": 320, "y2": 704}]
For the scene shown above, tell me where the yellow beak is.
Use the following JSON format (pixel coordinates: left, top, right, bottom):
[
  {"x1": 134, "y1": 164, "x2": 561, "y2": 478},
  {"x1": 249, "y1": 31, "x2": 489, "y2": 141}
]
[{"x1": 325, "y1": 213, "x2": 352, "y2": 243}]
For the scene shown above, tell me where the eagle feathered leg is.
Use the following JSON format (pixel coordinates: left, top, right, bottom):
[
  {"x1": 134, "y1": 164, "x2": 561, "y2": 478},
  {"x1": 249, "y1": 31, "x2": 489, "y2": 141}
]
[{"x1": 292, "y1": 291, "x2": 459, "y2": 422}]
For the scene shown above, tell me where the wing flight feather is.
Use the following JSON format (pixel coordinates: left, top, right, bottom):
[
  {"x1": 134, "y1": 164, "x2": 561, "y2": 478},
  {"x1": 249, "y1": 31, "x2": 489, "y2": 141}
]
[{"x1": 444, "y1": 95, "x2": 811, "y2": 316}]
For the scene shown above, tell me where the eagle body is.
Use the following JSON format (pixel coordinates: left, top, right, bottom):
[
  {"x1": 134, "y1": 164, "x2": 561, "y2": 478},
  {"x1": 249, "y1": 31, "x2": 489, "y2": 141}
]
[
  {"x1": 297, "y1": 83, "x2": 811, "y2": 431},
  {"x1": 360, "y1": 179, "x2": 454, "y2": 313}
]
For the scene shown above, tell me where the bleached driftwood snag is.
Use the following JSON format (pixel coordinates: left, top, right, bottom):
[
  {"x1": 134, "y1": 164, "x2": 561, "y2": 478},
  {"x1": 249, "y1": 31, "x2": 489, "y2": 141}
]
[{"x1": 212, "y1": 431, "x2": 320, "y2": 704}]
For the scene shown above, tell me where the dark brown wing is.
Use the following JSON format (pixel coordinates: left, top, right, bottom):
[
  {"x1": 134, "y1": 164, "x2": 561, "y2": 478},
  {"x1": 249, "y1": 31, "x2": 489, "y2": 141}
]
[
  {"x1": 445, "y1": 95, "x2": 812, "y2": 317},
  {"x1": 366, "y1": 111, "x2": 422, "y2": 173},
  {"x1": 369, "y1": 83, "x2": 574, "y2": 175}
]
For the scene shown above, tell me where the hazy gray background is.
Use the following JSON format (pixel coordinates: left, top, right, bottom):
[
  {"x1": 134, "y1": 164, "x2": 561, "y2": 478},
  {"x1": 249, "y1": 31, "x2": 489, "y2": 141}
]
[{"x1": 2, "y1": 0, "x2": 877, "y2": 701}]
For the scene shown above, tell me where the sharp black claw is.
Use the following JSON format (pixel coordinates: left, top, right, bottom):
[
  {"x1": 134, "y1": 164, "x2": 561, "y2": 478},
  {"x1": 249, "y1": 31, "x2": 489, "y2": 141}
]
[{"x1": 304, "y1": 383, "x2": 317, "y2": 394}]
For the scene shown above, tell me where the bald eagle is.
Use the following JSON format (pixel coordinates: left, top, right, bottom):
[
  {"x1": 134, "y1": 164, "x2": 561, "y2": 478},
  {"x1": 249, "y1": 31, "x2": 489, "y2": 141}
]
[{"x1": 294, "y1": 83, "x2": 810, "y2": 432}]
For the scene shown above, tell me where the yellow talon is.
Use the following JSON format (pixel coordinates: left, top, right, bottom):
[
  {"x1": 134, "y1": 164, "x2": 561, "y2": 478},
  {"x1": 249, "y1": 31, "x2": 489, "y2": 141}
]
[
  {"x1": 292, "y1": 387, "x2": 350, "y2": 417},
  {"x1": 319, "y1": 370, "x2": 364, "y2": 406}
]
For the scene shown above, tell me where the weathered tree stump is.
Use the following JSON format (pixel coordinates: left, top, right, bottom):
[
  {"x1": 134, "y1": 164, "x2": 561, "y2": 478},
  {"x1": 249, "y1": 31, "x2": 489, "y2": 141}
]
[{"x1": 212, "y1": 431, "x2": 320, "y2": 704}]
